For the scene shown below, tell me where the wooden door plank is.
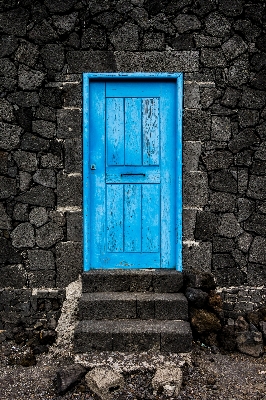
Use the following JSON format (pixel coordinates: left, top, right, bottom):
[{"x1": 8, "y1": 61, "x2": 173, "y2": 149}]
[
  {"x1": 106, "y1": 97, "x2": 124, "y2": 166},
  {"x1": 124, "y1": 184, "x2": 142, "y2": 252},
  {"x1": 125, "y1": 98, "x2": 142, "y2": 165},
  {"x1": 142, "y1": 98, "x2": 159, "y2": 166},
  {"x1": 142, "y1": 184, "x2": 160, "y2": 252},
  {"x1": 106, "y1": 184, "x2": 124, "y2": 252}
]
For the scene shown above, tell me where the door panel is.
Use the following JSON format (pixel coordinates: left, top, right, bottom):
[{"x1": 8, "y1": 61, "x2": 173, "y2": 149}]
[{"x1": 88, "y1": 79, "x2": 176, "y2": 269}]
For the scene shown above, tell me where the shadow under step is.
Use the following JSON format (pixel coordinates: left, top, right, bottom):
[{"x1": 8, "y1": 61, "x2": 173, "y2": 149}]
[
  {"x1": 74, "y1": 319, "x2": 192, "y2": 353},
  {"x1": 78, "y1": 292, "x2": 188, "y2": 321}
]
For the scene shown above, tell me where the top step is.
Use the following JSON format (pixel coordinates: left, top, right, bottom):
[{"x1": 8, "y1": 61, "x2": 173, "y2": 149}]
[{"x1": 82, "y1": 270, "x2": 183, "y2": 293}]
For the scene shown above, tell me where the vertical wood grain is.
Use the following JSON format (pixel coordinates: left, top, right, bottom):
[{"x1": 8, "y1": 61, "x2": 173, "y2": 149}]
[
  {"x1": 125, "y1": 98, "x2": 142, "y2": 165},
  {"x1": 143, "y1": 98, "x2": 159, "y2": 166},
  {"x1": 124, "y1": 184, "x2": 141, "y2": 252},
  {"x1": 106, "y1": 97, "x2": 124, "y2": 166}
]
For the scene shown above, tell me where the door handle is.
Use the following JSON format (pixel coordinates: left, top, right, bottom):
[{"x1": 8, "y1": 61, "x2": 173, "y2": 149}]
[{"x1": 121, "y1": 173, "x2": 145, "y2": 176}]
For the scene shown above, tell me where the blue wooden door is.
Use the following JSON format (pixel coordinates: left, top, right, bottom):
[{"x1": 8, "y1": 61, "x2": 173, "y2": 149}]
[{"x1": 84, "y1": 76, "x2": 182, "y2": 270}]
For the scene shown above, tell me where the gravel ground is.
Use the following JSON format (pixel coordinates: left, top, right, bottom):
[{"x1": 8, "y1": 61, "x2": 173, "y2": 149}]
[{"x1": 1, "y1": 342, "x2": 266, "y2": 399}]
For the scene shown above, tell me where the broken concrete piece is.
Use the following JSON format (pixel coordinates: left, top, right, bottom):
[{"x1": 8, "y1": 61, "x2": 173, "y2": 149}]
[
  {"x1": 85, "y1": 367, "x2": 124, "y2": 400},
  {"x1": 152, "y1": 367, "x2": 183, "y2": 397}
]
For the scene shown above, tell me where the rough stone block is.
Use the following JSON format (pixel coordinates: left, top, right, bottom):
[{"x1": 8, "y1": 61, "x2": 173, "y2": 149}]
[
  {"x1": 13, "y1": 150, "x2": 37, "y2": 172},
  {"x1": 239, "y1": 88, "x2": 266, "y2": 109},
  {"x1": 11, "y1": 222, "x2": 35, "y2": 248},
  {"x1": 160, "y1": 321, "x2": 192, "y2": 352},
  {"x1": 184, "y1": 83, "x2": 200, "y2": 109},
  {"x1": 248, "y1": 264, "x2": 266, "y2": 286},
  {"x1": 28, "y1": 271, "x2": 56, "y2": 288},
  {"x1": 183, "y1": 209, "x2": 197, "y2": 241},
  {"x1": 41, "y1": 44, "x2": 65, "y2": 71},
  {"x1": 183, "y1": 172, "x2": 208, "y2": 207},
  {"x1": 115, "y1": 51, "x2": 199, "y2": 72},
  {"x1": 18, "y1": 171, "x2": 32, "y2": 192},
  {"x1": 85, "y1": 368, "x2": 124, "y2": 400},
  {"x1": 28, "y1": 20, "x2": 57, "y2": 44},
  {"x1": 57, "y1": 172, "x2": 82, "y2": 207},
  {"x1": 218, "y1": 213, "x2": 243, "y2": 238},
  {"x1": 244, "y1": 213, "x2": 266, "y2": 236},
  {"x1": 57, "y1": 109, "x2": 81, "y2": 139},
  {"x1": 236, "y1": 331, "x2": 263, "y2": 357},
  {"x1": 249, "y1": 237, "x2": 266, "y2": 265},
  {"x1": 221, "y1": 87, "x2": 241, "y2": 107},
  {"x1": 0, "y1": 35, "x2": 19, "y2": 57},
  {"x1": 18, "y1": 65, "x2": 45, "y2": 90},
  {"x1": 29, "y1": 207, "x2": 48, "y2": 227},
  {"x1": 66, "y1": 211, "x2": 82, "y2": 242},
  {"x1": 173, "y1": 14, "x2": 201, "y2": 33},
  {"x1": 13, "y1": 203, "x2": 28, "y2": 222},
  {"x1": 0, "y1": 176, "x2": 16, "y2": 199},
  {"x1": 32, "y1": 120, "x2": 55, "y2": 139},
  {"x1": 0, "y1": 151, "x2": 8, "y2": 174},
  {"x1": 136, "y1": 295, "x2": 155, "y2": 319},
  {"x1": 205, "y1": 12, "x2": 231, "y2": 37},
  {"x1": 213, "y1": 237, "x2": 235, "y2": 253},
  {"x1": 194, "y1": 211, "x2": 219, "y2": 240},
  {"x1": 183, "y1": 141, "x2": 201, "y2": 172},
  {"x1": 15, "y1": 41, "x2": 39, "y2": 67},
  {"x1": 0, "y1": 203, "x2": 12, "y2": 228},
  {"x1": 67, "y1": 51, "x2": 116, "y2": 73},
  {"x1": 238, "y1": 110, "x2": 259, "y2": 128},
  {"x1": 110, "y1": 22, "x2": 139, "y2": 51},
  {"x1": 209, "y1": 170, "x2": 237, "y2": 193},
  {"x1": 183, "y1": 242, "x2": 212, "y2": 273},
  {"x1": 170, "y1": 33, "x2": 195, "y2": 50},
  {"x1": 219, "y1": 0, "x2": 243, "y2": 16},
  {"x1": 62, "y1": 84, "x2": 81, "y2": 108},
  {"x1": 0, "y1": 99, "x2": 15, "y2": 122},
  {"x1": 7, "y1": 92, "x2": 39, "y2": 107},
  {"x1": 16, "y1": 185, "x2": 55, "y2": 207},
  {"x1": 0, "y1": 122, "x2": 22, "y2": 150},
  {"x1": 64, "y1": 138, "x2": 81, "y2": 173},
  {"x1": 201, "y1": 49, "x2": 226, "y2": 67},
  {"x1": 183, "y1": 110, "x2": 211, "y2": 140},
  {"x1": 202, "y1": 151, "x2": 233, "y2": 170},
  {"x1": 28, "y1": 249, "x2": 55, "y2": 270},
  {"x1": 247, "y1": 175, "x2": 266, "y2": 200},
  {"x1": 81, "y1": 25, "x2": 106, "y2": 49},
  {"x1": 229, "y1": 129, "x2": 260, "y2": 154},
  {"x1": 56, "y1": 242, "x2": 82, "y2": 287},
  {"x1": 222, "y1": 35, "x2": 248, "y2": 61},
  {"x1": 0, "y1": 238, "x2": 22, "y2": 264},
  {"x1": 36, "y1": 222, "x2": 64, "y2": 249},
  {"x1": 0, "y1": 265, "x2": 27, "y2": 288},
  {"x1": 211, "y1": 116, "x2": 231, "y2": 141},
  {"x1": 40, "y1": 87, "x2": 62, "y2": 108},
  {"x1": 33, "y1": 169, "x2": 56, "y2": 189},
  {"x1": 40, "y1": 154, "x2": 62, "y2": 169},
  {"x1": 21, "y1": 133, "x2": 49, "y2": 152},
  {"x1": 237, "y1": 232, "x2": 253, "y2": 253},
  {"x1": 142, "y1": 32, "x2": 165, "y2": 50},
  {"x1": 35, "y1": 105, "x2": 56, "y2": 122}
]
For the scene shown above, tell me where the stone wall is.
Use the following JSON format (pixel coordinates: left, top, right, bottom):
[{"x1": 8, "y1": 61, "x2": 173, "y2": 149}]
[{"x1": 1, "y1": 0, "x2": 266, "y2": 340}]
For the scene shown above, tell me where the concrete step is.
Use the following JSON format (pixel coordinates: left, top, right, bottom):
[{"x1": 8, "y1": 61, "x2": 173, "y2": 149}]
[
  {"x1": 78, "y1": 292, "x2": 188, "y2": 321},
  {"x1": 82, "y1": 270, "x2": 183, "y2": 293},
  {"x1": 74, "y1": 319, "x2": 192, "y2": 353}
]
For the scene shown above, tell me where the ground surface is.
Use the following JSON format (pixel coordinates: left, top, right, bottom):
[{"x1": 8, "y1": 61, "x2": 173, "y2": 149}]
[{"x1": 1, "y1": 342, "x2": 266, "y2": 399}]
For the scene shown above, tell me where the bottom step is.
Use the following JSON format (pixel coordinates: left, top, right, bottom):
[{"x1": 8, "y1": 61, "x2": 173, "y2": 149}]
[{"x1": 74, "y1": 320, "x2": 192, "y2": 353}]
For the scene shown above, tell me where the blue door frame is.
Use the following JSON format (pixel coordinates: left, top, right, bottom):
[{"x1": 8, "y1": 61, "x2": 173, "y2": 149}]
[{"x1": 83, "y1": 73, "x2": 183, "y2": 271}]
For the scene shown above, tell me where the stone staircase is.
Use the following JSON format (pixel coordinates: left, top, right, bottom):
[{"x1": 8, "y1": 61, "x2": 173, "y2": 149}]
[{"x1": 74, "y1": 270, "x2": 192, "y2": 353}]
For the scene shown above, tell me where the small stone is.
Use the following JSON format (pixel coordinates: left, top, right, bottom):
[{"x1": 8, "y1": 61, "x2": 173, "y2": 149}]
[
  {"x1": 52, "y1": 13, "x2": 78, "y2": 35},
  {"x1": 29, "y1": 207, "x2": 49, "y2": 227},
  {"x1": 36, "y1": 222, "x2": 64, "y2": 249},
  {"x1": 21, "y1": 133, "x2": 50, "y2": 152},
  {"x1": 0, "y1": 99, "x2": 15, "y2": 122},
  {"x1": 49, "y1": 211, "x2": 66, "y2": 227},
  {"x1": 11, "y1": 222, "x2": 35, "y2": 248},
  {"x1": 209, "y1": 192, "x2": 236, "y2": 212},
  {"x1": 152, "y1": 367, "x2": 182, "y2": 397},
  {"x1": 249, "y1": 236, "x2": 266, "y2": 265},
  {"x1": 110, "y1": 22, "x2": 139, "y2": 51},
  {"x1": 18, "y1": 65, "x2": 45, "y2": 90},
  {"x1": 0, "y1": 122, "x2": 22, "y2": 150},
  {"x1": 16, "y1": 186, "x2": 55, "y2": 207},
  {"x1": 209, "y1": 171, "x2": 237, "y2": 193},
  {"x1": 194, "y1": 211, "x2": 219, "y2": 240},
  {"x1": 41, "y1": 44, "x2": 65, "y2": 71},
  {"x1": 237, "y1": 232, "x2": 253, "y2": 253},
  {"x1": 56, "y1": 364, "x2": 87, "y2": 395},
  {"x1": 85, "y1": 368, "x2": 124, "y2": 400},
  {"x1": 15, "y1": 41, "x2": 39, "y2": 67}
]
